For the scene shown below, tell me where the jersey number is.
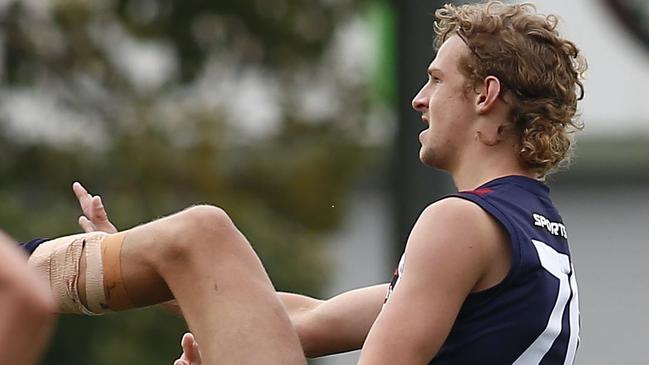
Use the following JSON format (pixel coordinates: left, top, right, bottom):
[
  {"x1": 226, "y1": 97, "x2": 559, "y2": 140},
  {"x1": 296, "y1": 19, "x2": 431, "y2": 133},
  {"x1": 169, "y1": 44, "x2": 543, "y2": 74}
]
[{"x1": 513, "y1": 240, "x2": 580, "y2": 365}]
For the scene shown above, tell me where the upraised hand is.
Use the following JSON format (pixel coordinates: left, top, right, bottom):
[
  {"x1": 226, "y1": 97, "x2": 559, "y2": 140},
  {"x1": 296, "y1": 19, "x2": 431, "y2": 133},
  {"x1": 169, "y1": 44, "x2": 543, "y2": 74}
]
[
  {"x1": 72, "y1": 182, "x2": 118, "y2": 234},
  {"x1": 174, "y1": 332, "x2": 202, "y2": 365}
]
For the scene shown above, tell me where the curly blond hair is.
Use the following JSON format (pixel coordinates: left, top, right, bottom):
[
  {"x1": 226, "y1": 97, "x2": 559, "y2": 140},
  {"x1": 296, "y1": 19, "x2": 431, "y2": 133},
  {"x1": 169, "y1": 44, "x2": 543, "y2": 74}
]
[{"x1": 434, "y1": 1, "x2": 587, "y2": 177}]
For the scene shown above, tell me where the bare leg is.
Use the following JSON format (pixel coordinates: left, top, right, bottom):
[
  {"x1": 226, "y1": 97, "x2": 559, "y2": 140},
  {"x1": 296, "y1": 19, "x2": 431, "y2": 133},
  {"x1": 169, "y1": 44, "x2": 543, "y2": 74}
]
[{"x1": 84, "y1": 205, "x2": 306, "y2": 365}]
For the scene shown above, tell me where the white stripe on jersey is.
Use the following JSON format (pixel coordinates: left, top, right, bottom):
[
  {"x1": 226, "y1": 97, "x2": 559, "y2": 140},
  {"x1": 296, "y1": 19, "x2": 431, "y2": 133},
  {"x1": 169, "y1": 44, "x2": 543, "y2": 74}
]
[
  {"x1": 513, "y1": 240, "x2": 576, "y2": 365},
  {"x1": 563, "y1": 264, "x2": 580, "y2": 365}
]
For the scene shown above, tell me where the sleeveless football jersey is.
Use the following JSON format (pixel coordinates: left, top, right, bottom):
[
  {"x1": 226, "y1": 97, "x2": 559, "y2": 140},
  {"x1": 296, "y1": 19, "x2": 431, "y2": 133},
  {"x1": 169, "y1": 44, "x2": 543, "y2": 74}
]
[
  {"x1": 385, "y1": 175, "x2": 579, "y2": 365},
  {"x1": 20, "y1": 238, "x2": 49, "y2": 255}
]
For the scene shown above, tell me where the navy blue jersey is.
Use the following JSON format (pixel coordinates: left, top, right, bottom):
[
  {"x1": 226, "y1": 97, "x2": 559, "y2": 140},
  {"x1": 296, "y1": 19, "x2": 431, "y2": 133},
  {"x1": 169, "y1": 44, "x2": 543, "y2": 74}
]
[
  {"x1": 386, "y1": 175, "x2": 579, "y2": 365},
  {"x1": 19, "y1": 238, "x2": 49, "y2": 255}
]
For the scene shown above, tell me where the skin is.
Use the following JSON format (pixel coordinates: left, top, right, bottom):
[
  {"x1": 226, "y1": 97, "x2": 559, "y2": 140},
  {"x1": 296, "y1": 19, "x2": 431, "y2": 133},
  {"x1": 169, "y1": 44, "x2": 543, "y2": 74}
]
[
  {"x1": 413, "y1": 35, "x2": 530, "y2": 190},
  {"x1": 67, "y1": 34, "x2": 531, "y2": 364},
  {"x1": 0, "y1": 230, "x2": 57, "y2": 365},
  {"x1": 358, "y1": 35, "x2": 517, "y2": 364},
  {"x1": 74, "y1": 182, "x2": 386, "y2": 359}
]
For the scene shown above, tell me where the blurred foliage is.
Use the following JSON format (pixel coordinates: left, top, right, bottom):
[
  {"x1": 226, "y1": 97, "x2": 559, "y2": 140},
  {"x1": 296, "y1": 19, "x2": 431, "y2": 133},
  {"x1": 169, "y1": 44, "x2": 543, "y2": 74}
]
[{"x1": 0, "y1": 0, "x2": 395, "y2": 363}]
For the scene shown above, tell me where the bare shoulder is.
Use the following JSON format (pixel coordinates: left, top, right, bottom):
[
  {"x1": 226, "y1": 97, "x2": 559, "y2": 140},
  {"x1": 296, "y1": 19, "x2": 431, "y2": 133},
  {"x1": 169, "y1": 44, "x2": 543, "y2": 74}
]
[
  {"x1": 420, "y1": 196, "x2": 486, "y2": 220},
  {"x1": 415, "y1": 197, "x2": 503, "y2": 245},
  {"x1": 358, "y1": 198, "x2": 511, "y2": 364},
  {"x1": 405, "y1": 197, "x2": 508, "y2": 280}
]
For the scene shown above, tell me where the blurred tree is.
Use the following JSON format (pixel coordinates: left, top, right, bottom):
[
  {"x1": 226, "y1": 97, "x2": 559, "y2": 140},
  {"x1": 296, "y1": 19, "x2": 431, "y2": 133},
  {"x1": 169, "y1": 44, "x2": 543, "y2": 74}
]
[{"x1": 0, "y1": 0, "x2": 395, "y2": 363}]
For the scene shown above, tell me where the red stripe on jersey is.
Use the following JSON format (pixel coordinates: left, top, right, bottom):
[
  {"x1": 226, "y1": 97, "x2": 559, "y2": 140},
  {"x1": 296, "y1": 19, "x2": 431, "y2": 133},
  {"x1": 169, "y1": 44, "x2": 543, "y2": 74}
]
[{"x1": 462, "y1": 187, "x2": 493, "y2": 197}]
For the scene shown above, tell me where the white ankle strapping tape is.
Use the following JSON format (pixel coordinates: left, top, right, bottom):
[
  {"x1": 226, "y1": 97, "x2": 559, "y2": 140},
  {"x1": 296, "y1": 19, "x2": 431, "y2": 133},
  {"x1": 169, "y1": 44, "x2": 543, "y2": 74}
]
[{"x1": 28, "y1": 232, "x2": 109, "y2": 315}]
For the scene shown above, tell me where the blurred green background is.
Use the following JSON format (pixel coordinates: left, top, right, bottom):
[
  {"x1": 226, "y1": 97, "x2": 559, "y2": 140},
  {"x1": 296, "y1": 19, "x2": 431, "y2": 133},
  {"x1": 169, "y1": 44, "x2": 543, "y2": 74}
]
[{"x1": 0, "y1": 0, "x2": 395, "y2": 363}]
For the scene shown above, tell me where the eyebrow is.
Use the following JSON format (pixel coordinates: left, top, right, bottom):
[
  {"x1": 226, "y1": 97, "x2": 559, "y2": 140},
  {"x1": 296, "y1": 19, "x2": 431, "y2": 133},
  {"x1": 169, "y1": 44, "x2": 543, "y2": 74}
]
[{"x1": 427, "y1": 67, "x2": 444, "y2": 76}]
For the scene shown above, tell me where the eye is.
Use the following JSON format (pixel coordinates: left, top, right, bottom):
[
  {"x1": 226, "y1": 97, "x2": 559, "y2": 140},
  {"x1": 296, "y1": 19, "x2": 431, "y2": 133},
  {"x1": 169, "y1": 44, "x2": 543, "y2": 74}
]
[{"x1": 432, "y1": 76, "x2": 442, "y2": 84}]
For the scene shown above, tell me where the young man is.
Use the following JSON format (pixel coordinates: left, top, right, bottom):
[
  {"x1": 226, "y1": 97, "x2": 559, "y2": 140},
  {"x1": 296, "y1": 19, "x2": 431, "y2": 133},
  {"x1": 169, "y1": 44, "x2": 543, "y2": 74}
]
[
  {"x1": 0, "y1": 230, "x2": 56, "y2": 365},
  {"x1": 24, "y1": 2, "x2": 586, "y2": 364}
]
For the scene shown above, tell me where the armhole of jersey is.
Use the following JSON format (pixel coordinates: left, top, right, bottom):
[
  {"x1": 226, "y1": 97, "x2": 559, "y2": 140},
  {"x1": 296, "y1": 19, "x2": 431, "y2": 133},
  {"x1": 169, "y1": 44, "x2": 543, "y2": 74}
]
[
  {"x1": 447, "y1": 193, "x2": 523, "y2": 298},
  {"x1": 19, "y1": 238, "x2": 50, "y2": 255}
]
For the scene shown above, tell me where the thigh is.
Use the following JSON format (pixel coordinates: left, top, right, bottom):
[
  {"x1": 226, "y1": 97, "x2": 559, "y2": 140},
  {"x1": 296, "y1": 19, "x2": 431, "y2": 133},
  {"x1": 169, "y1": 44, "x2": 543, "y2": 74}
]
[{"x1": 122, "y1": 206, "x2": 307, "y2": 365}]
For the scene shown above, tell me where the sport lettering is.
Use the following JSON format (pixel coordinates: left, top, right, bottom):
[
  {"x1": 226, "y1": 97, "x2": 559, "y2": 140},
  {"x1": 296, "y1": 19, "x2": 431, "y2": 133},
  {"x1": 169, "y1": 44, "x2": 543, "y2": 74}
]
[{"x1": 532, "y1": 213, "x2": 568, "y2": 239}]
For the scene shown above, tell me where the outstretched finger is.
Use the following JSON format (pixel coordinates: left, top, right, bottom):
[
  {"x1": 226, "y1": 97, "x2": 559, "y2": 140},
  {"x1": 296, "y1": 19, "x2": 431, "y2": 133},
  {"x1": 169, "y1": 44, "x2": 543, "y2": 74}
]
[
  {"x1": 181, "y1": 333, "x2": 201, "y2": 363},
  {"x1": 78, "y1": 216, "x2": 96, "y2": 233},
  {"x1": 92, "y1": 196, "x2": 108, "y2": 220},
  {"x1": 173, "y1": 333, "x2": 192, "y2": 365},
  {"x1": 181, "y1": 333, "x2": 194, "y2": 359},
  {"x1": 90, "y1": 195, "x2": 118, "y2": 233},
  {"x1": 73, "y1": 182, "x2": 93, "y2": 214}
]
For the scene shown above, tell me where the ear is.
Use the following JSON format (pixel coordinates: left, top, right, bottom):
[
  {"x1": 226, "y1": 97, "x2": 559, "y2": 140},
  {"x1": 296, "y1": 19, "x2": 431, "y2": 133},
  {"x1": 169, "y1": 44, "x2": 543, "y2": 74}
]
[{"x1": 475, "y1": 75, "x2": 501, "y2": 114}]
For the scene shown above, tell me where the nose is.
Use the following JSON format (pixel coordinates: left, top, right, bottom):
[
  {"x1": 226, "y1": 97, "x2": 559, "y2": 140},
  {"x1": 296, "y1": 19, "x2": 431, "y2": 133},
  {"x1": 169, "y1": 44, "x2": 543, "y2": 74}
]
[{"x1": 411, "y1": 84, "x2": 429, "y2": 113}]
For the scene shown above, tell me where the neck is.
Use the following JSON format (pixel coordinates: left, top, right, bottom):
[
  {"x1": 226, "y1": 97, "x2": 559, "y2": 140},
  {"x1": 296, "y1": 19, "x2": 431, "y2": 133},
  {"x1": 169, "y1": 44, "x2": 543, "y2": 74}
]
[{"x1": 449, "y1": 143, "x2": 536, "y2": 191}]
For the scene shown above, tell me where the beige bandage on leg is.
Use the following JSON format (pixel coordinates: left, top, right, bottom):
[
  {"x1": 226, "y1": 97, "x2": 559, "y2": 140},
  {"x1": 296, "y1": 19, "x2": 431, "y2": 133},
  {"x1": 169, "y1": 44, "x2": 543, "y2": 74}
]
[
  {"x1": 28, "y1": 231, "x2": 134, "y2": 314},
  {"x1": 101, "y1": 232, "x2": 134, "y2": 311}
]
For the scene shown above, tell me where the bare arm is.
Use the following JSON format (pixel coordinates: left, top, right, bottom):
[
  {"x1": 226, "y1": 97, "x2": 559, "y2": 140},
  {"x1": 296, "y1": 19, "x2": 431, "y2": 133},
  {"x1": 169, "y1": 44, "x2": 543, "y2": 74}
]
[
  {"x1": 166, "y1": 285, "x2": 387, "y2": 358},
  {"x1": 358, "y1": 198, "x2": 509, "y2": 364},
  {"x1": 281, "y1": 284, "x2": 387, "y2": 358},
  {"x1": 0, "y1": 230, "x2": 56, "y2": 365}
]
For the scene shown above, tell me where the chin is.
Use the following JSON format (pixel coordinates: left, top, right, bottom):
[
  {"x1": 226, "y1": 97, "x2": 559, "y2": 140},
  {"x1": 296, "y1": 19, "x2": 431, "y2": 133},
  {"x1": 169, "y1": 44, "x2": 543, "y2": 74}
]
[
  {"x1": 419, "y1": 148, "x2": 448, "y2": 171},
  {"x1": 420, "y1": 158, "x2": 440, "y2": 169},
  {"x1": 419, "y1": 149, "x2": 437, "y2": 168}
]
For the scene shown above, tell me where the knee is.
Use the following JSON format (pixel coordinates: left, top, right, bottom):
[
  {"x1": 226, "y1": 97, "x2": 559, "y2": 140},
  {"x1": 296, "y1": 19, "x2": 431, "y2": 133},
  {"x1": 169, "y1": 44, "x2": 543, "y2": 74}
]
[
  {"x1": 180, "y1": 204, "x2": 232, "y2": 229},
  {"x1": 182, "y1": 205, "x2": 235, "y2": 233},
  {"x1": 162, "y1": 205, "x2": 242, "y2": 259}
]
